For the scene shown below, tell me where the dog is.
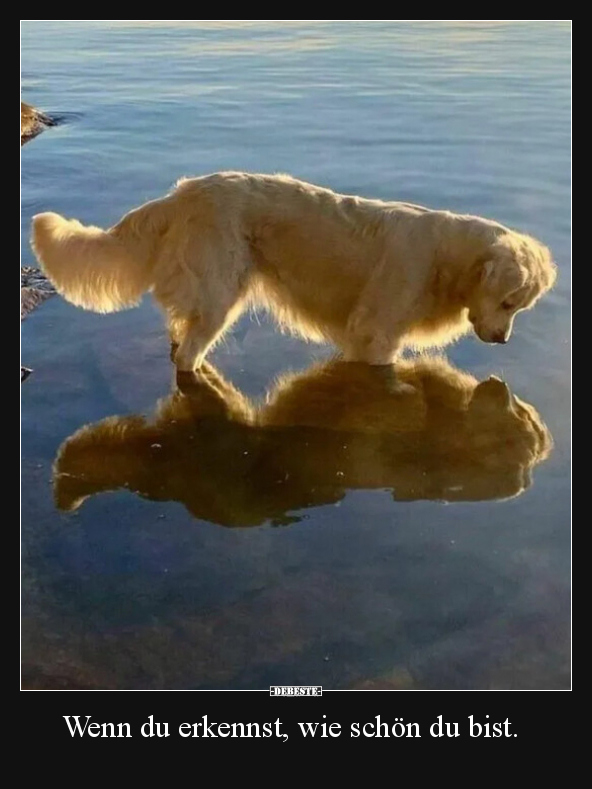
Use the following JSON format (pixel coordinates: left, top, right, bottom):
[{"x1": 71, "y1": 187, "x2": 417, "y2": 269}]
[
  {"x1": 31, "y1": 172, "x2": 557, "y2": 370},
  {"x1": 53, "y1": 358, "x2": 552, "y2": 527}
]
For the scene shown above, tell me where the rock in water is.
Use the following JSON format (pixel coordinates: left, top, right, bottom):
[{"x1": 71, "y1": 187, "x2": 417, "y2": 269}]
[{"x1": 21, "y1": 101, "x2": 55, "y2": 144}]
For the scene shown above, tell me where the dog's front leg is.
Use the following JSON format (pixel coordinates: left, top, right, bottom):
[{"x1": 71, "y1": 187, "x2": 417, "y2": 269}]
[
  {"x1": 342, "y1": 256, "x2": 425, "y2": 364},
  {"x1": 342, "y1": 306, "x2": 408, "y2": 365},
  {"x1": 341, "y1": 331, "x2": 402, "y2": 365}
]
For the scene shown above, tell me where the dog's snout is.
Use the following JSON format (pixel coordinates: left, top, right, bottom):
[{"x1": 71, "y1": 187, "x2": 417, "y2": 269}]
[{"x1": 473, "y1": 323, "x2": 509, "y2": 344}]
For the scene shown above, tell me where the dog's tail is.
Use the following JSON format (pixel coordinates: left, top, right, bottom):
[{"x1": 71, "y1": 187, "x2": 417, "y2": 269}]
[{"x1": 31, "y1": 211, "x2": 154, "y2": 313}]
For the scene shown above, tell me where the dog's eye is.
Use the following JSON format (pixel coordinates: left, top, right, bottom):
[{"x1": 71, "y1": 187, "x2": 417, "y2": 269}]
[{"x1": 501, "y1": 301, "x2": 513, "y2": 311}]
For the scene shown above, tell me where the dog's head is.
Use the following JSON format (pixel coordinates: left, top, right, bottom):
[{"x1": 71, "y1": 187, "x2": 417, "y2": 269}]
[{"x1": 468, "y1": 233, "x2": 557, "y2": 344}]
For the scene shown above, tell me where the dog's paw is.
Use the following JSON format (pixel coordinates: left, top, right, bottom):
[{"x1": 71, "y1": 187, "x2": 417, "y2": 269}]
[
  {"x1": 175, "y1": 364, "x2": 215, "y2": 390},
  {"x1": 368, "y1": 365, "x2": 417, "y2": 396},
  {"x1": 388, "y1": 380, "x2": 417, "y2": 396},
  {"x1": 175, "y1": 368, "x2": 202, "y2": 392}
]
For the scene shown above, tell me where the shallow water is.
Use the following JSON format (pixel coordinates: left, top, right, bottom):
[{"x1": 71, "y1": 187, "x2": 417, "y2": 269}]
[{"x1": 21, "y1": 20, "x2": 570, "y2": 689}]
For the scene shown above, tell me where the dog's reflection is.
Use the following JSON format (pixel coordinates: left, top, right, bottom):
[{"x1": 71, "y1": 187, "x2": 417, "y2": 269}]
[{"x1": 54, "y1": 358, "x2": 552, "y2": 527}]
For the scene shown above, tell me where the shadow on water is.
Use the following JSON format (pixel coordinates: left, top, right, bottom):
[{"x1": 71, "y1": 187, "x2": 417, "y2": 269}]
[{"x1": 54, "y1": 356, "x2": 552, "y2": 528}]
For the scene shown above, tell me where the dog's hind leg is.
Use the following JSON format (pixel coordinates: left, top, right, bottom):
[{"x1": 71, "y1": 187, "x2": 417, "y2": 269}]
[
  {"x1": 170, "y1": 267, "x2": 251, "y2": 371},
  {"x1": 156, "y1": 226, "x2": 252, "y2": 371},
  {"x1": 173, "y1": 299, "x2": 245, "y2": 371},
  {"x1": 174, "y1": 317, "x2": 215, "y2": 371}
]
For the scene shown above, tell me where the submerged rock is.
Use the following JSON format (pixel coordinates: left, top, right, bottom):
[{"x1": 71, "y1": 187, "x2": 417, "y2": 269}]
[
  {"x1": 21, "y1": 266, "x2": 55, "y2": 293},
  {"x1": 21, "y1": 266, "x2": 56, "y2": 320},
  {"x1": 21, "y1": 101, "x2": 59, "y2": 380},
  {"x1": 21, "y1": 285, "x2": 54, "y2": 320},
  {"x1": 21, "y1": 267, "x2": 57, "y2": 381}
]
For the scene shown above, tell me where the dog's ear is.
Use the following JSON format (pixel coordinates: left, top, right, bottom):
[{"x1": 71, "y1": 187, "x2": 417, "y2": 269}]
[
  {"x1": 481, "y1": 259, "x2": 496, "y2": 283},
  {"x1": 470, "y1": 375, "x2": 513, "y2": 412},
  {"x1": 480, "y1": 255, "x2": 527, "y2": 293}
]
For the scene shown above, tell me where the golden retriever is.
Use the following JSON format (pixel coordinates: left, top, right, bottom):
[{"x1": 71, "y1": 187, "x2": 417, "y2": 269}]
[
  {"x1": 31, "y1": 172, "x2": 557, "y2": 370},
  {"x1": 54, "y1": 358, "x2": 552, "y2": 526}
]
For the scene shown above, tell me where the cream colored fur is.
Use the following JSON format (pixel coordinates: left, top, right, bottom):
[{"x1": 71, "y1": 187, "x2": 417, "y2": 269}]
[{"x1": 31, "y1": 172, "x2": 557, "y2": 370}]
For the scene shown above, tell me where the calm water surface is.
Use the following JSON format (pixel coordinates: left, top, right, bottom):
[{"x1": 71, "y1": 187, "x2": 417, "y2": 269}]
[{"x1": 21, "y1": 21, "x2": 570, "y2": 689}]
